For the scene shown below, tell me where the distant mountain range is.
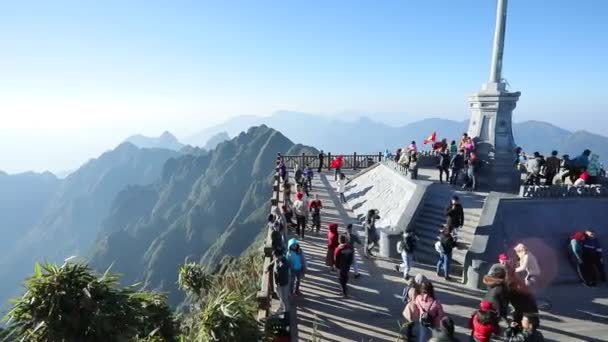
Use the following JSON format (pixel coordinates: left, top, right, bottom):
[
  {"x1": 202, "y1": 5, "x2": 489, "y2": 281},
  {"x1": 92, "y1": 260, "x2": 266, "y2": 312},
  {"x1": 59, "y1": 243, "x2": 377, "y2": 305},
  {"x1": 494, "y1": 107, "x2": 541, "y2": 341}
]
[
  {"x1": 186, "y1": 111, "x2": 608, "y2": 164},
  {"x1": 125, "y1": 131, "x2": 231, "y2": 155},
  {"x1": 0, "y1": 126, "x2": 315, "y2": 308}
]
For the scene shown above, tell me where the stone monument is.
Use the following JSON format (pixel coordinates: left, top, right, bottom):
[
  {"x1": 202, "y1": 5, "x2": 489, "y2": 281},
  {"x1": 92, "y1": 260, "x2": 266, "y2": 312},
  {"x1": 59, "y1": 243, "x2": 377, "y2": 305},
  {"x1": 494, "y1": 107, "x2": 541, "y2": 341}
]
[{"x1": 467, "y1": 0, "x2": 521, "y2": 192}]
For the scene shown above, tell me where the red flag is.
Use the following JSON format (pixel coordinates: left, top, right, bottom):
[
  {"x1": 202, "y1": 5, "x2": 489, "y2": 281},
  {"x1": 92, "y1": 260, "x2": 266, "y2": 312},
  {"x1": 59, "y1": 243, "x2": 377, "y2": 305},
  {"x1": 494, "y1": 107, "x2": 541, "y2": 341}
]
[{"x1": 423, "y1": 131, "x2": 437, "y2": 145}]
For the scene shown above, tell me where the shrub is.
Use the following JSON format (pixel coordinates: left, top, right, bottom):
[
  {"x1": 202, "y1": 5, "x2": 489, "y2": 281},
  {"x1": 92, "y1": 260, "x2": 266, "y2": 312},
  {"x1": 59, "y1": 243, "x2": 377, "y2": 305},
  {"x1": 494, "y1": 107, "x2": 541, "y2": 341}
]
[{"x1": 4, "y1": 262, "x2": 176, "y2": 342}]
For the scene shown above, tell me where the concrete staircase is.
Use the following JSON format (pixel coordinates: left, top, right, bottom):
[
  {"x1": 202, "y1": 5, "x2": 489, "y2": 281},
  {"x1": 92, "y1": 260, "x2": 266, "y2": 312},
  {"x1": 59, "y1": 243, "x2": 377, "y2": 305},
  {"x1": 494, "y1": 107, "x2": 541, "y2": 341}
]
[{"x1": 411, "y1": 187, "x2": 485, "y2": 276}]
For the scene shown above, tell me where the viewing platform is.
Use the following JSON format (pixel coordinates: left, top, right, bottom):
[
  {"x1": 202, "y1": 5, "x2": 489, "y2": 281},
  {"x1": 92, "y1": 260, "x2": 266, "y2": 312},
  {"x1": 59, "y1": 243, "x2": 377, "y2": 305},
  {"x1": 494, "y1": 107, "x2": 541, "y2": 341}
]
[{"x1": 258, "y1": 154, "x2": 608, "y2": 341}]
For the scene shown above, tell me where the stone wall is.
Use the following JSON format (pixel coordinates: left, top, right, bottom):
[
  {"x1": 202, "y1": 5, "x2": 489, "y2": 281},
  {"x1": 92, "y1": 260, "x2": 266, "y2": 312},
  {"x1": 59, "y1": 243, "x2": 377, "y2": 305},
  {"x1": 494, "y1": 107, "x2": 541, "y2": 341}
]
[
  {"x1": 464, "y1": 194, "x2": 608, "y2": 289},
  {"x1": 520, "y1": 184, "x2": 607, "y2": 198},
  {"x1": 344, "y1": 162, "x2": 431, "y2": 258}
]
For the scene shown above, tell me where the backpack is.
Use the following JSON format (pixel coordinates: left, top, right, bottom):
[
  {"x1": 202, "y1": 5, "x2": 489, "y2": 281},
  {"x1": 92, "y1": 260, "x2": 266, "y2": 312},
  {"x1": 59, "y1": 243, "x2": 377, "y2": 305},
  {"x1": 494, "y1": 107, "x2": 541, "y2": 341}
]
[
  {"x1": 404, "y1": 235, "x2": 415, "y2": 253},
  {"x1": 274, "y1": 257, "x2": 290, "y2": 287},
  {"x1": 419, "y1": 300, "x2": 436, "y2": 328}
]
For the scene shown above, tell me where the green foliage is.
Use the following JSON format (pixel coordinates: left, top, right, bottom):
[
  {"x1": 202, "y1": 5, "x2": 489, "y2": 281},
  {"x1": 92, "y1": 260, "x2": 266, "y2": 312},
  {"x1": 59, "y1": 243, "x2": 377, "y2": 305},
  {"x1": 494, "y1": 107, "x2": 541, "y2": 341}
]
[
  {"x1": 178, "y1": 254, "x2": 264, "y2": 342},
  {"x1": 4, "y1": 262, "x2": 176, "y2": 342},
  {"x1": 196, "y1": 290, "x2": 260, "y2": 342},
  {"x1": 178, "y1": 263, "x2": 213, "y2": 299}
]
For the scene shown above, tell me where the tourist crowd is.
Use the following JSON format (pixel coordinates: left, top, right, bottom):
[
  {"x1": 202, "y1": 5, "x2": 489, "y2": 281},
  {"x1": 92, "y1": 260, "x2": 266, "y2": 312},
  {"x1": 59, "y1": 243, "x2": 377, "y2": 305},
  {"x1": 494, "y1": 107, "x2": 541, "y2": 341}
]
[
  {"x1": 394, "y1": 133, "x2": 481, "y2": 190},
  {"x1": 518, "y1": 148, "x2": 605, "y2": 186},
  {"x1": 269, "y1": 151, "x2": 605, "y2": 342}
]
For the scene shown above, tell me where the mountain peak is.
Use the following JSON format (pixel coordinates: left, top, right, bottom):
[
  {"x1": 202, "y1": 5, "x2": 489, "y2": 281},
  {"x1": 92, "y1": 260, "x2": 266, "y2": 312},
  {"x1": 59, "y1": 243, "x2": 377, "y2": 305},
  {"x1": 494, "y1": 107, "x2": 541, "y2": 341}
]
[
  {"x1": 160, "y1": 131, "x2": 178, "y2": 140},
  {"x1": 203, "y1": 131, "x2": 230, "y2": 150},
  {"x1": 125, "y1": 132, "x2": 184, "y2": 151}
]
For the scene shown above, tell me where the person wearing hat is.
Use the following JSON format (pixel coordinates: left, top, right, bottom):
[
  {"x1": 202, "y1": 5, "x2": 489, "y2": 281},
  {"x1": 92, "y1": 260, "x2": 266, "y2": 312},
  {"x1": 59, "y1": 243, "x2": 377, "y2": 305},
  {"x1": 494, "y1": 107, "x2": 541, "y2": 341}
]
[
  {"x1": 428, "y1": 316, "x2": 459, "y2": 342},
  {"x1": 483, "y1": 264, "x2": 509, "y2": 320},
  {"x1": 286, "y1": 238, "x2": 307, "y2": 296},
  {"x1": 469, "y1": 300, "x2": 499, "y2": 342}
]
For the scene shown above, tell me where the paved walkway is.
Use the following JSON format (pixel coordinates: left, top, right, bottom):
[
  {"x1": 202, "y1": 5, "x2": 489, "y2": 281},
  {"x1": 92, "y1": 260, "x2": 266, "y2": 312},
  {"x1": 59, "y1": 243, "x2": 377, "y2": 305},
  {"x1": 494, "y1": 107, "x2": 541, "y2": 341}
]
[{"x1": 290, "y1": 169, "x2": 608, "y2": 342}]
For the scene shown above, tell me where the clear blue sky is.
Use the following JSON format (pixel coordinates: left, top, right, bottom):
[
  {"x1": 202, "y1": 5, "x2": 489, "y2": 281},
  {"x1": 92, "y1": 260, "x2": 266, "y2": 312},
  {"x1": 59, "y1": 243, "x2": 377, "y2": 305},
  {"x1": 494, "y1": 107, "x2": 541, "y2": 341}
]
[{"x1": 1, "y1": 0, "x2": 607, "y2": 172}]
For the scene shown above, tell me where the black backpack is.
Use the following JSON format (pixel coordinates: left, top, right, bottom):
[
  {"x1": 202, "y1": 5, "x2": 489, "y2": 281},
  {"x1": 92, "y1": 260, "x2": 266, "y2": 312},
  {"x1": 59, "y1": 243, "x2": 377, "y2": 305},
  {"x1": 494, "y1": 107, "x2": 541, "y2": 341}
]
[
  {"x1": 404, "y1": 235, "x2": 416, "y2": 253},
  {"x1": 274, "y1": 257, "x2": 290, "y2": 287},
  {"x1": 271, "y1": 230, "x2": 282, "y2": 251},
  {"x1": 419, "y1": 300, "x2": 435, "y2": 328}
]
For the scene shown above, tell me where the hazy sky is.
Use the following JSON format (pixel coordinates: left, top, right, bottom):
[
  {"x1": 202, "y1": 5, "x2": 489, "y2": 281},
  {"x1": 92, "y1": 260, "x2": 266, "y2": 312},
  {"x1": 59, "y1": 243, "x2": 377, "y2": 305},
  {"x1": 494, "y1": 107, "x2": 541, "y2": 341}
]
[{"x1": 1, "y1": 0, "x2": 607, "y2": 173}]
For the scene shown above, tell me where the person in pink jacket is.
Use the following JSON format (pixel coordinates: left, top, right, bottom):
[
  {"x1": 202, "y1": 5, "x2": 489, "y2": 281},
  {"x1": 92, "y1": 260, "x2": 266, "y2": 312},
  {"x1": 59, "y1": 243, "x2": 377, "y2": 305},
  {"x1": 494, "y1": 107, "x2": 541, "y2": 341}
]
[{"x1": 414, "y1": 282, "x2": 446, "y2": 342}]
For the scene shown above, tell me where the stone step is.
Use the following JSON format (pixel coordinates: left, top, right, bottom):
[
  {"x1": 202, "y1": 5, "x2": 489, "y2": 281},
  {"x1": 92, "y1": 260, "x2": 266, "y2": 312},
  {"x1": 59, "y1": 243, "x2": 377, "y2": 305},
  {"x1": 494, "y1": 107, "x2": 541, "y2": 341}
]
[
  {"x1": 414, "y1": 213, "x2": 477, "y2": 231},
  {"x1": 424, "y1": 204, "x2": 482, "y2": 219},
  {"x1": 416, "y1": 238, "x2": 468, "y2": 259},
  {"x1": 412, "y1": 250, "x2": 465, "y2": 277},
  {"x1": 412, "y1": 224, "x2": 476, "y2": 242},
  {"x1": 416, "y1": 213, "x2": 479, "y2": 230},
  {"x1": 422, "y1": 207, "x2": 482, "y2": 221}
]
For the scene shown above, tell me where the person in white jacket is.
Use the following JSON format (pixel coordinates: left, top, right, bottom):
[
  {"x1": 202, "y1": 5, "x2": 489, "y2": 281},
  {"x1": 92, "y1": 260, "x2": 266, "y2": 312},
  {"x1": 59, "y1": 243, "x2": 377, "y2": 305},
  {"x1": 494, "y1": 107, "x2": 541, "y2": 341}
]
[
  {"x1": 514, "y1": 243, "x2": 551, "y2": 309},
  {"x1": 336, "y1": 173, "x2": 346, "y2": 203}
]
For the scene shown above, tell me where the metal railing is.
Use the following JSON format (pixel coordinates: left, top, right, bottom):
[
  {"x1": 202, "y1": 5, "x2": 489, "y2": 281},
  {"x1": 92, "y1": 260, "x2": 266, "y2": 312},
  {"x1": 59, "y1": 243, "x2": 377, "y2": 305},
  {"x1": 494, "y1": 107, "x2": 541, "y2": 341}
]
[
  {"x1": 256, "y1": 156, "x2": 281, "y2": 322},
  {"x1": 381, "y1": 159, "x2": 410, "y2": 177},
  {"x1": 278, "y1": 152, "x2": 384, "y2": 171}
]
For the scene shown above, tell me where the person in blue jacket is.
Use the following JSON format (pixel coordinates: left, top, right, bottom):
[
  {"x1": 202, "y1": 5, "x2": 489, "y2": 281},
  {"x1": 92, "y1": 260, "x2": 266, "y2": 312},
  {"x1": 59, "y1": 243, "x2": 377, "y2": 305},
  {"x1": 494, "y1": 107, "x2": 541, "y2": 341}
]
[{"x1": 286, "y1": 238, "x2": 308, "y2": 296}]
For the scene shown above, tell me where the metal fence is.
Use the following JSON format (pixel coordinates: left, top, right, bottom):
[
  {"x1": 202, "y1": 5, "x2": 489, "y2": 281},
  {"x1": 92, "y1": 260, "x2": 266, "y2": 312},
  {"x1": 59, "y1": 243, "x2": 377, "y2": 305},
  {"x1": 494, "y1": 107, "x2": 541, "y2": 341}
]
[
  {"x1": 381, "y1": 159, "x2": 410, "y2": 177},
  {"x1": 278, "y1": 152, "x2": 383, "y2": 171},
  {"x1": 256, "y1": 156, "x2": 281, "y2": 323}
]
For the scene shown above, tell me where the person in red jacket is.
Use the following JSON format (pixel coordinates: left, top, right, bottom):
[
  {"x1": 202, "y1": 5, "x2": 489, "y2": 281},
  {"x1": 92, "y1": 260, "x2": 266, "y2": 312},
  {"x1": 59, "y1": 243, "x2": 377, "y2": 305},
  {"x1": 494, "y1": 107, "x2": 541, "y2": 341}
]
[
  {"x1": 334, "y1": 235, "x2": 355, "y2": 298},
  {"x1": 326, "y1": 223, "x2": 339, "y2": 271},
  {"x1": 308, "y1": 194, "x2": 323, "y2": 233},
  {"x1": 469, "y1": 300, "x2": 499, "y2": 342},
  {"x1": 331, "y1": 155, "x2": 344, "y2": 181}
]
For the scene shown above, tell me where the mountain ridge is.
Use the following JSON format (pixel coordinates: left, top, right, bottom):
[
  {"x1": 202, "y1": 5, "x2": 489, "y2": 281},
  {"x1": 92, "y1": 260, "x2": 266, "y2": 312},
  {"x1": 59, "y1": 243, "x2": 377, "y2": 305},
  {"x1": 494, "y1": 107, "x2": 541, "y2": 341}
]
[
  {"x1": 187, "y1": 112, "x2": 608, "y2": 163},
  {"x1": 90, "y1": 125, "x2": 317, "y2": 304},
  {"x1": 0, "y1": 144, "x2": 180, "y2": 308}
]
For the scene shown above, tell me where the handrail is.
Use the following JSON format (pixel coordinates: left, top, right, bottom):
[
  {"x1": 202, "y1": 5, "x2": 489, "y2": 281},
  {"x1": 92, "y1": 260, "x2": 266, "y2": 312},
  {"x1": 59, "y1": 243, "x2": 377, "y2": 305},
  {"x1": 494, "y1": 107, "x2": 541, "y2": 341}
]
[
  {"x1": 279, "y1": 152, "x2": 384, "y2": 171},
  {"x1": 381, "y1": 159, "x2": 410, "y2": 177},
  {"x1": 256, "y1": 155, "x2": 281, "y2": 322}
]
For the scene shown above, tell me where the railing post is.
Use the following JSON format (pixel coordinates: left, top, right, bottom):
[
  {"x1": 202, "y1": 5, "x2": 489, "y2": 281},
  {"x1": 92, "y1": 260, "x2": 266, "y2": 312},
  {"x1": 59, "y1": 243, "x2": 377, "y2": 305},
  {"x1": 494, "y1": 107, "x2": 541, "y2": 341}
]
[
  {"x1": 378, "y1": 152, "x2": 383, "y2": 162},
  {"x1": 353, "y1": 152, "x2": 357, "y2": 170},
  {"x1": 327, "y1": 152, "x2": 332, "y2": 171},
  {"x1": 301, "y1": 152, "x2": 305, "y2": 169}
]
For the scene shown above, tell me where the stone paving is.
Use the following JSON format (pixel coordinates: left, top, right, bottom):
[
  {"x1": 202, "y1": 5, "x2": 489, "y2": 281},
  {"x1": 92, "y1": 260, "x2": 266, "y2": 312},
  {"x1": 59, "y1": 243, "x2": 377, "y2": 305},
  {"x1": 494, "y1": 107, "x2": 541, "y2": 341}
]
[{"x1": 290, "y1": 168, "x2": 608, "y2": 342}]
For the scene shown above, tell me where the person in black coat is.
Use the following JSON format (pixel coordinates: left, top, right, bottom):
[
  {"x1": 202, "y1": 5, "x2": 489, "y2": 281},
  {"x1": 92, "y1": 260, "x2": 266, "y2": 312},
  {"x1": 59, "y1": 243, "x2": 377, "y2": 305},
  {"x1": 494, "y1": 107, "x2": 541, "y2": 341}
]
[
  {"x1": 438, "y1": 148, "x2": 451, "y2": 184},
  {"x1": 483, "y1": 264, "x2": 509, "y2": 320},
  {"x1": 446, "y1": 196, "x2": 465, "y2": 229},
  {"x1": 317, "y1": 150, "x2": 325, "y2": 173}
]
